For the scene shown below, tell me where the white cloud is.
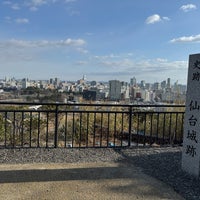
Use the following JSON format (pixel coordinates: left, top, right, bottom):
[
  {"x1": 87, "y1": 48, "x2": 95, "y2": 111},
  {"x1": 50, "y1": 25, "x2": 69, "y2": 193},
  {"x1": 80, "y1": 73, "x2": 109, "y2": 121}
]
[
  {"x1": 31, "y1": 0, "x2": 47, "y2": 6},
  {"x1": 3, "y1": 1, "x2": 21, "y2": 10},
  {"x1": 4, "y1": 17, "x2": 29, "y2": 24},
  {"x1": 62, "y1": 38, "x2": 86, "y2": 46},
  {"x1": 30, "y1": 6, "x2": 38, "y2": 11},
  {"x1": 85, "y1": 32, "x2": 94, "y2": 36},
  {"x1": 0, "y1": 38, "x2": 86, "y2": 48},
  {"x1": 65, "y1": 6, "x2": 80, "y2": 16},
  {"x1": 145, "y1": 14, "x2": 170, "y2": 24},
  {"x1": 23, "y1": 0, "x2": 47, "y2": 10},
  {"x1": 94, "y1": 54, "x2": 120, "y2": 60},
  {"x1": 0, "y1": 38, "x2": 87, "y2": 64},
  {"x1": 4, "y1": 16, "x2": 12, "y2": 23},
  {"x1": 76, "y1": 48, "x2": 88, "y2": 54},
  {"x1": 15, "y1": 18, "x2": 29, "y2": 24},
  {"x1": 146, "y1": 14, "x2": 161, "y2": 24},
  {"x1": 3, "y1": 0, "x2": 78, "y2": 11},
  {"x1": 3, "y1": 1, "x2": 11, "y2": 5},
  {"x1": 65, "y1": 0, "x2": 77, "y2": 3},
  {"x1": 11, "y1": 3, "x2": 20, "y2": 10},
  {"x1": 90, "y1": 55, "x2": 188, "y2": 83},
  {"x1": 75, "y1": 60, "x2": 88, "y2": 65},
  {"x1": 156, "y1": 58, "x2": 168, "y2": 62},
  {"x1": 28, "y1": 0, "x2": 76, "y2": 7},
  {"x1": 180, "y1": 4, "x2": 197, "y2": 12},
  {"x1": 93, "y1": 54, "x2": 187, "y2": 73},
  {"x1": 170, "y1": 34, "x2": 200, "y2": 43},
  {"x1": 162, "y1": 17, "x2": 170, "y2": 21}
]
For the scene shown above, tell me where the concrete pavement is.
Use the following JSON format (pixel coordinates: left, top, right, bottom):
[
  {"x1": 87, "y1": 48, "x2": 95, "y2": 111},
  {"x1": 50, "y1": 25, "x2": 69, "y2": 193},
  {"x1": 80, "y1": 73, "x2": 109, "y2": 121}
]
[{"x1": 0, "y1": 162, "x2": 184, "y2": 200}]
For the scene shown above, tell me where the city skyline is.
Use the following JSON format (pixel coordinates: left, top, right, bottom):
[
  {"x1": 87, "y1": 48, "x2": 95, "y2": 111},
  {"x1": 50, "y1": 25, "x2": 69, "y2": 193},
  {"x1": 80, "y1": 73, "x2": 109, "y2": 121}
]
[
  {"x1": 1, "y1": 0, "x2": 200, "y2": 84},
  {"x1": 1, "y1": 75, "x2": 187, "y2": 87}
]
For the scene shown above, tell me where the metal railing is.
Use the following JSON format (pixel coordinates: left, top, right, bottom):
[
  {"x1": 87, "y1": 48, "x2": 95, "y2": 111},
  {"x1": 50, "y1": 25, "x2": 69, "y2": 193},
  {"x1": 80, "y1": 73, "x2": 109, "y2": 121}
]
[{"x1": 0, "y1": 102, "x2": 185, "y2": 148}]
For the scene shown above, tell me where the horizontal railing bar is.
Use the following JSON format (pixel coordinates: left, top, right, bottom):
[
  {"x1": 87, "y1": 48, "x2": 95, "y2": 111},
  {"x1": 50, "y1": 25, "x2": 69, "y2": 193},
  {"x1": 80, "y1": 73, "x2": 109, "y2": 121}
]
[
  {"x1": 0, "y1": 109, "x2": 185, "y2": 114},
  {"x1": 132, "y1": 111, "x2": 185, "y2": 114},
  {"x1": 0, "y1": 101, "x2": 185, "y2": 108}
]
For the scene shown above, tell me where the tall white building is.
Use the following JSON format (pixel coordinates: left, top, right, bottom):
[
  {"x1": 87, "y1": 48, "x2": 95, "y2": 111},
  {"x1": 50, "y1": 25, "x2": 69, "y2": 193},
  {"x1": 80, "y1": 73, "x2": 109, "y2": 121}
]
[
  {"x1": 140, "y1": 89, "x2": 150, "y2": 102},
  {"x1": 121, "y1": 81, "x2": 129, "y2": 100}
]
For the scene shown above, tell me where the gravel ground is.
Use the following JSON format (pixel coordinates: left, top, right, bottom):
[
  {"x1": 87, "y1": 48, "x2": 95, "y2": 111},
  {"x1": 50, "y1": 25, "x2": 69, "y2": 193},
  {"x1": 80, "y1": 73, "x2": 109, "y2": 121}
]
[
  {"x1": 116, "y1": 147, "x2": 200, "y2": 200},
  {"x1": 0, "y1": 146, "x2": 199, "y2": 200}
]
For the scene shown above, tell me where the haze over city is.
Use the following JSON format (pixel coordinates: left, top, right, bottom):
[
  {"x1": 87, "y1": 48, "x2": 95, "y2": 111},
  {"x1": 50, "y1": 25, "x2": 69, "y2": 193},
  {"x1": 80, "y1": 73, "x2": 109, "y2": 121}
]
[{"x1": 1, "y1": 0, "x2": 200, "y2": 84}]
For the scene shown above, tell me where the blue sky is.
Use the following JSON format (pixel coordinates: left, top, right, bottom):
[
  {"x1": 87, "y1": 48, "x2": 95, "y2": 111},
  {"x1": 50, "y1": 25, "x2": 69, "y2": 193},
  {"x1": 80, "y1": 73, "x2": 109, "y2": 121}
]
[{"x1": 1, "y1": 0, "x2": 200, "y2": 84}]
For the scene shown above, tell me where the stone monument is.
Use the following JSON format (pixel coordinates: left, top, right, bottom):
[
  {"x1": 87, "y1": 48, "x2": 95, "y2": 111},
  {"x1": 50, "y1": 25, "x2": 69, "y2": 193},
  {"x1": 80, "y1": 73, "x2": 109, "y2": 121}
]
[{"x1": 182, "y1": 53, "x2": 200, "y2": 177}]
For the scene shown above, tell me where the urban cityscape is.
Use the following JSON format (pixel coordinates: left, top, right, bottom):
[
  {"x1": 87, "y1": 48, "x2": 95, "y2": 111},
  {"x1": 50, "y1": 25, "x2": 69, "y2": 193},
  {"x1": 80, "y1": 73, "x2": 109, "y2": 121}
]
[
  {"x1": 0, "y1": 75, "x2": 186, "y2": 104},
  {"x1": 0, "y1": 1, "x2": 199, "y2": 199}
]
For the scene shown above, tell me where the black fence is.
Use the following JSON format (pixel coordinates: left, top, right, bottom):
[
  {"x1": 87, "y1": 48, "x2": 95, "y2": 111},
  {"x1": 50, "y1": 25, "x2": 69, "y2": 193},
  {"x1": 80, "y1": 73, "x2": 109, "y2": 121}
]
[{"x1": 0, "y1": 102, "x2": 185, "y2": 148}]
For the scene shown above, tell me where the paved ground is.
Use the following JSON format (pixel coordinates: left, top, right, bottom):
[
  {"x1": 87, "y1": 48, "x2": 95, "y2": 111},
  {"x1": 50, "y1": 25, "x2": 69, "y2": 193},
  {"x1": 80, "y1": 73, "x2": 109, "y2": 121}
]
[{"x1": 0, "y1": 162, "x2": 184, "y2": 200}]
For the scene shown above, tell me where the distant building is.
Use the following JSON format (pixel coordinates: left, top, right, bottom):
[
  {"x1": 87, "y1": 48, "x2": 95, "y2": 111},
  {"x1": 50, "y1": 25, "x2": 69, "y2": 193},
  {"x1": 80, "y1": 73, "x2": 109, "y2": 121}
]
[
  {"x1": 83, "y1": 90, "x2": 98, "y2": 101},
  {"x1": 83, "y1": 75, "x2": 86, "y2": 81},
  {"x1": 83, "y1": 88, "x2": 106, "y2": 101},
  {"x1": 121, "y1": 81, "x2": 129, "y2": 100},
  {"x1": 54, "y1": 77, "x2": 60, "y2": 87},
  {"x1": 167, "y1": 78, "x2": 171, "y2": 89},
  {"x1": 50, "y1": 78, "x2": 54, "y2": 84},
  {"x1": 140, "y1": 89, "x2": 150, "y2": 102},
  {"x1": 109, "y1": 80, "x2": 121, "y2": 101},
  {"x1": 161, "y1": 80, "x2": 166, "y2": 89},
  {"x1": 90, "y1": 81, "x2": 97, "y2": 86},
  {"x1": 153, "y1": 82, "x2": 161, "y2": 90},
  {"x1": 129, "y1": 86, "x2": 140, "y2": 101},
  {"x1": 109, "y1": 80, "x2": 129, "y2": 101},
  {"x1": 130, "y1": 77, "x2": 137, "y2": 86},
  {"x1": 140, "y1": 80, "x2": 145, "y2": 89},
  {"x1": 145, "y1": 83, "x2": 151, "y2": 90},
  {"x1": 22, "y1": 78, "x2": 29, "y2": 89}
]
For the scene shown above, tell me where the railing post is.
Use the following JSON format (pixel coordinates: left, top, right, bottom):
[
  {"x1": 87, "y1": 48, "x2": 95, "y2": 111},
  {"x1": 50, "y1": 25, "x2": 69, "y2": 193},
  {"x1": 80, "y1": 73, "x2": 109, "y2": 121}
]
[
  {"x1": 128, "y1": 106, "x2": 133, "y2": 147},
  {"x1": 54, "y1": 104, "x2": 58, "y2": 148}
]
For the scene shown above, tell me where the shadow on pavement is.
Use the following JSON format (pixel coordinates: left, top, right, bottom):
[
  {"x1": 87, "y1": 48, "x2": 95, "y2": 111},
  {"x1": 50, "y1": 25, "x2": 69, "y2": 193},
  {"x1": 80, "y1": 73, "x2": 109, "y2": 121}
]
[
  {"x1": 0, "y1": 166, "x2": 133, "y2": 183},
  {"x1": 114, "y1": 148, "x2": 200, "y2": 200},
  {"x1": 0, "y1": 148, "x2": 188, "y2": 200},
  {"x1": 0, "y1": 162, "x2": 183, "y2": 200}
]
